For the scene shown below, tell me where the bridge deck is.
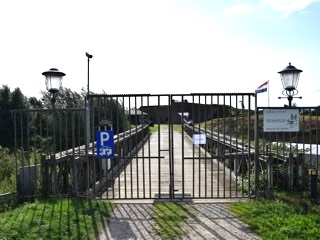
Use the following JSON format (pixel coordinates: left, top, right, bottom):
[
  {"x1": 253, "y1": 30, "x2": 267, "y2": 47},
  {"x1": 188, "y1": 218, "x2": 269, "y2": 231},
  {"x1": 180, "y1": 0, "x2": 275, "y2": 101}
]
[{"x1": 102, "y1": 125, "x2": 244, "y2": 199}]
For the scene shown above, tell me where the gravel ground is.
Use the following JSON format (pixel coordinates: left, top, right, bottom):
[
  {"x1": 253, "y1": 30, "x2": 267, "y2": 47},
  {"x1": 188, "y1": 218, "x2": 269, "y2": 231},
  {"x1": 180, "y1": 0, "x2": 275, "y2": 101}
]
[{"x1": 98, "y1": 200, "x2": 261, "y2": 240}]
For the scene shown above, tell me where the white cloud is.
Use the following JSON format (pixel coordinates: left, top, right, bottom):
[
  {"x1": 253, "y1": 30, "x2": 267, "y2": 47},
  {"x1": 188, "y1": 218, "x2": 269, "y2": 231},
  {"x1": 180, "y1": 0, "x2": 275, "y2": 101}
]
[
  {"x1": 224, "y1": 4, "x2": 255, "y2": 16},
  {"x1": 260, "y1": 0, "x2": 319, "y2": 18}
]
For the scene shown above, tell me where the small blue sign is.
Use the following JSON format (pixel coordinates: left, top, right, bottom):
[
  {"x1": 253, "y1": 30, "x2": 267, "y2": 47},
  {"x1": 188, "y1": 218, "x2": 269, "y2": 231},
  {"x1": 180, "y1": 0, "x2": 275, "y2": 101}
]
[{"x1": 96, "y1": 130, "x2": 114, "y2": 158}]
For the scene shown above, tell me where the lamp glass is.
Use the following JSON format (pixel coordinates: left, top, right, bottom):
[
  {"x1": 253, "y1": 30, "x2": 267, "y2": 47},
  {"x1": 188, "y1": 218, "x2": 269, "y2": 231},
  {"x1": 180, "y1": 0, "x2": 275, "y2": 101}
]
[
  {"x1": 42, "y1": 68, "x2": 65, "y2": 93},
  {"x1": 278, "y1": 63, "x2": 302, "y2": 92},
  {"x1": 280, "y1": 71, "x2": 300, "y2": 92},
  {"x1": 46, "y1": 74, "x2": 62, "y2": 93}
]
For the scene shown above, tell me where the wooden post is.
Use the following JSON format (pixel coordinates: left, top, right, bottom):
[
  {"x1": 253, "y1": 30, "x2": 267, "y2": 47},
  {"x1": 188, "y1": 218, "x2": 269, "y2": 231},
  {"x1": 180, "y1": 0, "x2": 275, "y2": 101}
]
[
  {"x1": 50, "y1": 154, "x2": 57, "y2": 195},
  {"x1": 267, "y1": 153, "x2": 273, "y2": 190},
  {"x1": 297, "y1": 153, "x2": 304, "y2": 190},
  {"x1": 41, "y1": 154, "x2": 49, "y2": 197},
  {"x1": 71, "y1": 156, "x2": 78, "y2": 195},
  {"x1": 288, "y1": 153, "x2": 293, "y2": 190}
]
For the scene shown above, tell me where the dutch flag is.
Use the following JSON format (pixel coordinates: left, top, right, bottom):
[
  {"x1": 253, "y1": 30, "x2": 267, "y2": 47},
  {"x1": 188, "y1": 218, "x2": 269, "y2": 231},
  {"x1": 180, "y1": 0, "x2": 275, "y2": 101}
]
[{"x1": 255, "y1": 81, "x2": 269, "y2": 94}]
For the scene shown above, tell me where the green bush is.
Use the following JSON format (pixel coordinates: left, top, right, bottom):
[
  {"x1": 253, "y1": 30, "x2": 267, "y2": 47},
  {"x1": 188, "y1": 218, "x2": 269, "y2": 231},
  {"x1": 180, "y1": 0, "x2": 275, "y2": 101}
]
[{"x1": 0, "y1": 146, "x2": 16, "y2": 194}]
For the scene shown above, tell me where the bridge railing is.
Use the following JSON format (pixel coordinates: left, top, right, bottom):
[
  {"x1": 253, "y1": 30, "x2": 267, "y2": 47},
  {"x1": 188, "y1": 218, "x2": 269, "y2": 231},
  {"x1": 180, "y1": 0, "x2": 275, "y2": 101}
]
[{"x1": 19, "y1": 124, "x2": 150, "y2": 199}]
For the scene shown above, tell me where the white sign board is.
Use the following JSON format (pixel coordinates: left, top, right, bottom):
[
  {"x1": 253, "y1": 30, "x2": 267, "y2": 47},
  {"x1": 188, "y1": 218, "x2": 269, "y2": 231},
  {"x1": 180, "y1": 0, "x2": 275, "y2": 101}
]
[
  {"x1": 193, "y1": 134, "x2": 206, "y2": 144},
  {"x1": 264, "y1": 109, "x2": 299, "y2": 132}
]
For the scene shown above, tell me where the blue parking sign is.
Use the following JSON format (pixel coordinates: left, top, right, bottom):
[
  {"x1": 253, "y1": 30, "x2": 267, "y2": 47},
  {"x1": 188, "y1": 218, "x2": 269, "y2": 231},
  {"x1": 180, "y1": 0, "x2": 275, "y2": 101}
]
[{"x1": 96, "y1": 130, "x2": 114, "y2": 158}]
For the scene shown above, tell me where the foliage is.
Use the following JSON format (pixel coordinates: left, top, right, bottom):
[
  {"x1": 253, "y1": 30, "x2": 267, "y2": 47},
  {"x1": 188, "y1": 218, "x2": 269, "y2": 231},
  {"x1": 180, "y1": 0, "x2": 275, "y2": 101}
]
[
  {"x1": 0, "y1": 198, "x2": 114, "y2": 240},
  {"x1": 0, "y1": 193, "x2": 18, "y2": 213},
  {"x1": 0, "y1": 147, "x2": 16, "y2": 194},
  {"x1": 152, "y1": 202, "x2": 189, "y2": 239},
  {"x1": 229, "y1": 192, "x2": 320, "y2": 239},
  {"x1": 239, "y1": 170, "x2": 268, "y2": 196}
]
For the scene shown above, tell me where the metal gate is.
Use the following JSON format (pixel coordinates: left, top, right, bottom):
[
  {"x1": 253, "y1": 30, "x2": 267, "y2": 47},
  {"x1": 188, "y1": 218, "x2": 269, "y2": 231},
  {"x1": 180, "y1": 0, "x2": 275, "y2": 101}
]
[
  {"x1": 12, "y1": 93, "x2": 257, "y2": 200},
  {"x1": 86, "y1": 93, "x2": 256, "y2": 199}
]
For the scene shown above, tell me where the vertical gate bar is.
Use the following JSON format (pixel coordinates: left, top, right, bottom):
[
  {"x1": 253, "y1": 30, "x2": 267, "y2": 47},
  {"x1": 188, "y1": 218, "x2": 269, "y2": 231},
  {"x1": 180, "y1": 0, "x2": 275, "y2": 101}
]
[
  {"x1": 196, "y1": 95, "x2": 200, "y2": 197},
  {"x1": 157, "y1": 95, "x2": 161, "y2": 198},
  {"x1": 134, "y1": 96, "x2": 139, "y2": 198},
  {"x1": 79, "y1": 109, "x2": 84, "y2": 194},
  {"x1": 26, "y1": 112, "x2": 30, "y2": 191},
  {"x1": 13, "y1": 112, "x2": 18, "y2": 197},
  {"x1": 123, "y1": 96, "x2": 127, "y2": 199},
  {"x1": 26, "y1": 112, "x2": 32, "y2": 197},
  {"x1": 92, "y1": 100, "x2": 98, "y2": 197},
  {"x1": 247, "y1": 98, "x2": 252, "y2": 197},
  {"x1": 112, "y1": 96, "x2": 119, "y2": 198},
  {"x1": 192, "y1": 94, "x2": 195, "y2": 197},
  {"x1": 308, "y1": 110, "x2": 313, "y2": 173},
  {"x1": 107, "y1": 96, "x2": 115, "y2": 199},
  {"x1": 316, "y1": 110, "x2": 319, "y2": 173},
  {"x1": 217, "y1": 95, "x2": 220, "y2": 198},
  {"x1": 197, "y1": 95, "x2": 202, "y2": 198},
  {"x1": 20, "y1": 112, "x2": 25, "y2": 198},
  {"x1": 115, "y1": 96, "x2": 122, "y2": 199},
  {"x1": 229, "y1": 95, "x2": 232, "y2": 197},
  {"x1": 222, "y1": 95, "x2": 226, "y2": 198},
  {"x1": 168, "y1": 94, "x2": 173, "y2": 200},
  {"x1": 128, "y1": 97, "x2": 133, "y2": 198},
  {"x1": 85, "y1": 97, "x2": 90, "y2": 196},
  {"x1": 204, "y1": 95, "x2": 208, "y2": 198},
  {"x1": 240, "y1": 95, "x2": 245, "y2": 197},
  {"x1": 64, "y1": 111, "x2": 68, "y2": 195},
  {"x1": 210, "y1": 95, "x2": 214, "y2": 198},
  {"x1": 72, "y1": 111, "x2": 77, "y2": 195},
  {"x1": 90, "y1": 97, "x2": 95, "y2": 196},
  {"x1": 181, "y1": 95, "x2": 185, "y2": 198},
  {"x1": 235, "y1": 95, "x2": 239, "y2": 197},
  {"x1": 254, "y1": 94, "x2": 259, "y2": 198},
  {"x1": 301, "y1": 112, "x2": 306, "y2": 189},
  {"x1": 141, "y1": 96, "x2": 146, "y2": 199},
  {"x1": 147, "y1": 96, "x2": 152, "y2": 198},
  {"x1": 171, "y1": 95, "x2": 175, "y2": 199},
  {"x1": 31, "y1": 112, "x2": 38, "y2": 196}
]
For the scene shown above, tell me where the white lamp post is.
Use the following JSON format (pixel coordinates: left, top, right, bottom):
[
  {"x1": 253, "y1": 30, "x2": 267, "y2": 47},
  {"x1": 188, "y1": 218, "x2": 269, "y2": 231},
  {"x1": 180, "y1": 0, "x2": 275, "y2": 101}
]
[
  {"x1": 42, "y1": 68, "x2": 65, "y2": 108},
  {"x1": 278, "y1": 63, "x2": 302, "y2": 107}
]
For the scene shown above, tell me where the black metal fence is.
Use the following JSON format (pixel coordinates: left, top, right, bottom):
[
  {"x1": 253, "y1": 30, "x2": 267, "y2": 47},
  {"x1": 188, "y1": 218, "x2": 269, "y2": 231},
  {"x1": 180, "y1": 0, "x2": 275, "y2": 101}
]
[
  {"x1": 6, "y1": 94, "x2": 319, "y2": 202},
  {"x1": 256, "y1": 107, "x2": 320, "y2": 198}
]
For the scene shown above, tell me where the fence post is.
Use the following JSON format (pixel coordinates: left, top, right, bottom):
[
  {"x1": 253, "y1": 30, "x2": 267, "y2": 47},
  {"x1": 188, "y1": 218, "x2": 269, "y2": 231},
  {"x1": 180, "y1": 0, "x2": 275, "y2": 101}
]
[
  {"x1": 288, "y1": 152, "x2": 294, "y2": 190},
  {"x1": 71, "y1": 156, "x2": 78, "y2": 195},
  {"x1": 267, "y1": 153, "x2": 273, "y2": 190},
  {"x1": 309, "y1": 169, "x2": 317, "y2": 201},
  {"x1": 50, "y1": 154, "x2": 57, "y2": 195},
  {"x1": 297, "y1": 153, "x2": 304, "y2": 190},
  {"x1": 41, "y1": 154, "x2": 49, "y2": 197}
]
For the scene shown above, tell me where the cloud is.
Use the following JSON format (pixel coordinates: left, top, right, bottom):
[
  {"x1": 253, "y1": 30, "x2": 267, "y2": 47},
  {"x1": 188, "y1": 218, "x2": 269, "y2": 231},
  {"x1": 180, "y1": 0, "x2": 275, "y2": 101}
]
[
  {"x1": 224, "y1": 4, "x2": 255, "y2": 16},
  {"x1": 260, "y1": 0, "x2": 319, "y2": 18}
]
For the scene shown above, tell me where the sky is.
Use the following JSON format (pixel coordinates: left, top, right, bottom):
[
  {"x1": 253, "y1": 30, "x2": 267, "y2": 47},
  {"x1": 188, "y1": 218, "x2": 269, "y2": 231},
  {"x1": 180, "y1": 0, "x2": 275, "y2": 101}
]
[{"x1": 1, "y1": 0, "x2": 320, "y2": 107}]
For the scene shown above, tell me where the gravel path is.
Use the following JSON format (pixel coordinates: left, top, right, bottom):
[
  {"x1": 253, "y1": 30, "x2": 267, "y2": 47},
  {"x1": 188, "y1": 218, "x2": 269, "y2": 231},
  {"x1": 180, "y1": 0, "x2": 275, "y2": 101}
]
[{"x1": 98, "y1": 200, "x2": 261, "y2": 240}]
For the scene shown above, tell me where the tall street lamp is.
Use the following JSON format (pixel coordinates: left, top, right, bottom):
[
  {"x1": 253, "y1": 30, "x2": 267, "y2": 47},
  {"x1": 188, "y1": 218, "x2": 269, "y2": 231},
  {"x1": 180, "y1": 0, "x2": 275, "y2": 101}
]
[
  {"x1": 85, "y1": 52, "x2": 93, "y2": 194},
  {"x1": 278, "y1": 62, "x2": 302, "y2": 107},
  {"x1": 42, "y1": 68, "x2": 65, "y2": 108},
  {"x1": 86, "y1": 52, "x2": 93, "y2": 95}
]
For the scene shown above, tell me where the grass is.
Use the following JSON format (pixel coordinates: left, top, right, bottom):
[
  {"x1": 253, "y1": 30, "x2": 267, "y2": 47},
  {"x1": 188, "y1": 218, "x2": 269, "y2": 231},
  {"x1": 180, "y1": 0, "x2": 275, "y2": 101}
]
[
  {"x1": 229, "y1": 192, "x2": 320, "y2": 240},
  {"x1": 2, "y1": 194, "x2": 320, "y2": 240},
  {"x1": 0, "y1": 197, "x2": 114, "y2": 240},
  {"x1": 151, "y1": 202, "x2": 189, "y2": 239}
]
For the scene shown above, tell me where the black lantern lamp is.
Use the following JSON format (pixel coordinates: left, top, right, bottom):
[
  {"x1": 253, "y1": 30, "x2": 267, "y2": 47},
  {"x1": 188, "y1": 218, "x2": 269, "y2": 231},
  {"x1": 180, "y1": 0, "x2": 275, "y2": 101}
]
[
  {"x1": 42, "y1": 68, "x2": 65, "y2": 108},
  {"x1": 278, "y1": 63, "x2": 302, "y2": 107}
]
